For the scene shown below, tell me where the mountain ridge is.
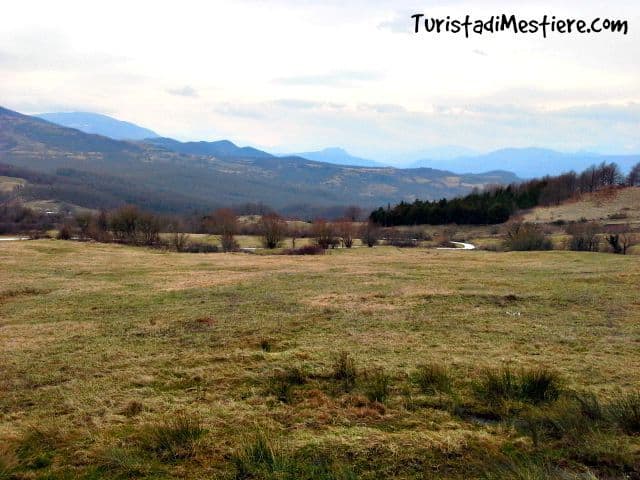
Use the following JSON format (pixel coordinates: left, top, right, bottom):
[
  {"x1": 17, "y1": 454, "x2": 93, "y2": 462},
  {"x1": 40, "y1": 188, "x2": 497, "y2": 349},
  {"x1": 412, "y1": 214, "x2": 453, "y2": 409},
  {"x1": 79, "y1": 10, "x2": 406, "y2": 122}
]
[
  {"x1": 36, "y1": 111, "x2": 159, "y2": 140},
  {"x1": 0, "y1": 106, "x2": 519, "y2": 215}
]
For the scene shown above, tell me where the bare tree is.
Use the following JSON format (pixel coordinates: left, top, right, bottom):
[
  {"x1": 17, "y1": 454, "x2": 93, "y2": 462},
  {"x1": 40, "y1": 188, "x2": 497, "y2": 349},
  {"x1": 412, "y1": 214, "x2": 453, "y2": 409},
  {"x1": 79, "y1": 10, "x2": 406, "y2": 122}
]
[
  {"x1": 171, "y1": 232, "x2": 191, "y2": 252},
  {"x1": 360, "y1": 221, "x2": 380, "y2": 247},
  {"x1": 311, "y1": 219, "x2": 338, "y2": 249},
  {"x1": 259, "y1": 213, "x2": 287, "y2": 249},
  {"x1": 210, "y1": 208, "x2": 239, "y2": 252},
  {"x1": 335, "y1": 219, "x2": 356, "y2": 248},
  {"x1": 628, "y1": 162, "x2": 640, "y2": 186},
  {"x1": 566, "y1": 222, "x2": 601, "y2": 252}
]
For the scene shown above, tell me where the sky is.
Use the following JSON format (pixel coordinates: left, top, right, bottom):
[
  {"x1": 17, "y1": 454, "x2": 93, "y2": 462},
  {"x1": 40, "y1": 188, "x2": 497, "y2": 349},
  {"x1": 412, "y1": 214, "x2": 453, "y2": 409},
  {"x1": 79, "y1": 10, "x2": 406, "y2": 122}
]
[{"x1": 1, "y1": 0, "x2": 639, "y2": 163}]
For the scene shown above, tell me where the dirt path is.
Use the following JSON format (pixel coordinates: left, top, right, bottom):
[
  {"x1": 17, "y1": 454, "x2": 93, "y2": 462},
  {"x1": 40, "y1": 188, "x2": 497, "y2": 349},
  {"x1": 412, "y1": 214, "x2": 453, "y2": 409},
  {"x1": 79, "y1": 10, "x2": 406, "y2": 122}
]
[{"x1": 436, "y1": 241, "x2": 476, "y2": 250}]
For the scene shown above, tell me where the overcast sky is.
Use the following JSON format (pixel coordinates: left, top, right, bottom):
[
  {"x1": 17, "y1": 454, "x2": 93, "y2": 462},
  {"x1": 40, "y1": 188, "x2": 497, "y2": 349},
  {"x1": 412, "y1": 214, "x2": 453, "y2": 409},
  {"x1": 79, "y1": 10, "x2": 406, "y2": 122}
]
[{"x1": 1, "y1": 0, "x2": 639, "y2": 161}]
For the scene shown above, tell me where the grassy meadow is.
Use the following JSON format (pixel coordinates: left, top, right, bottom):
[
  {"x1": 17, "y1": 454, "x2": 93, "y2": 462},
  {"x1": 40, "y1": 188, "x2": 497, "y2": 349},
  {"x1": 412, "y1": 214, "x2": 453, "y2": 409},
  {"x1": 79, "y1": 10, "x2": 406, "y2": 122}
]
[{"x1": 1, "y1": 240, "x2": 640, "y2": 479}]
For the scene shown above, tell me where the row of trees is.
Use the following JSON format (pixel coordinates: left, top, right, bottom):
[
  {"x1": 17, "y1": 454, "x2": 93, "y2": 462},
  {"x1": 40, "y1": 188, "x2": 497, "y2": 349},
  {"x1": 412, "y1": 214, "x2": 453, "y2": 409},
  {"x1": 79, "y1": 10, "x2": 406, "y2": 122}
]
[
  {"x1": 371, "y1": 161, "x2": 640, "y2": 226},
  {"x1": 54, "y1": 205, "x2": 382, "y2": 252},
  {"x1": 502, "y1": 221, "x2": 637, "y2": 255},
  {"x1": 0, "y1": 201, "x2": 61, "y2": 235}
]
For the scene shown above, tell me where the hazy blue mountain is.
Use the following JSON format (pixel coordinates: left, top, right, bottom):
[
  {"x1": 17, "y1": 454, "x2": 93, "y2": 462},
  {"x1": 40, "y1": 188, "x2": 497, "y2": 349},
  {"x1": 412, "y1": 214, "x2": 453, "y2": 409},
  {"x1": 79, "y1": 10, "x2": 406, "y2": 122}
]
[
  {"x1": 144, "y1": 137, "x2": 273, "y2": 159},
  {"x1": 293, "y1": 147, "x2": 387, "y2": 167},
  {"x1": 393, "y1": 146, "x2": 479, "y2": 164},
  {"x1": 411, "y1": 148, "x2": 640, "y2": 178},
  {"x1": 0, "y1": 106, "x2": 519, "y2": 215},
  {"x1": 37, "y1": 112, "x2": 159, "y2": 140}
]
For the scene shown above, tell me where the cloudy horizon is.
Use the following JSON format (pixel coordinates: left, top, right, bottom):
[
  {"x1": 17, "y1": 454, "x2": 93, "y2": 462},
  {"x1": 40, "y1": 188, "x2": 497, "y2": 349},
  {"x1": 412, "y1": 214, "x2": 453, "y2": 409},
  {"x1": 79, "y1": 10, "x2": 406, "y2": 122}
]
[{"x1": 1, "y1": 0, "x2": 639, "y2": 163}]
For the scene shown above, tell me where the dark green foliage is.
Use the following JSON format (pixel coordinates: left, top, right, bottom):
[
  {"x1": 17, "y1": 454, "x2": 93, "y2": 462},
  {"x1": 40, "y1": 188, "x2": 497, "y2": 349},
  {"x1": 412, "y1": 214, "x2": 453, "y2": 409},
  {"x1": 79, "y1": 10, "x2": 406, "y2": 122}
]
[
  {"x1": 413, "y1": 363, "x2": 452, "y2": 394},
  {"x1": 370, "y1": 162, "x2": 625, "y2": 226}
]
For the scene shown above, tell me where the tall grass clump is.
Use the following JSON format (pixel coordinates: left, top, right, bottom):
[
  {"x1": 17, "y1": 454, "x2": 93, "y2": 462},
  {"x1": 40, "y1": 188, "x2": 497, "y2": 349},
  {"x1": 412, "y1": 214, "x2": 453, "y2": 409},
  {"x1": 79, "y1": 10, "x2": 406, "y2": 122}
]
[
  {"x1": 362, "y1": 368, "x2": 391, "y2": 403},
  {"x1": 15, "y1": 426, "x2": 62, "y2": 470},
  {"x1": 606, "y1": 390, "x2": 640, "y2": 435},
  {"x1": 0, "y1": 447, "x2": 17, "y2": 480},
  {"x1": 332, "y1": 352, "x2": 357, "y2": 391},
  {"x1": 474, "y1": 367, "x2": 561, "y2": 406},
  {"x1": 269, "y1": 366, "x2": 307, "y2": 403},
  {"x1": 140, "y1": 415, "x2": 206, "y2": 460},
  {"x1": 518, "y1": 369, "x2": 562, "y2": 404},
  {"x1": 413, "y1": 363, "x2": 452, "y2": 394},
  {"x1": 484, "y1": 454, "x2": 596, "y2": 480},
  {"x1": 233, "y1": 434, "x2": 358, "y2": 480}
]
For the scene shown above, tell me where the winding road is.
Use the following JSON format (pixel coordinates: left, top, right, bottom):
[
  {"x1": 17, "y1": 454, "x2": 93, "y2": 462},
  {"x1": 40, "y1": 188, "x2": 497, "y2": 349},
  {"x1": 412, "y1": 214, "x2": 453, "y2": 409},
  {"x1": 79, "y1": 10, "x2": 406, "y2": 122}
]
[{"x1": 436, "y1": 241, "x2": 476, "y2": 250}]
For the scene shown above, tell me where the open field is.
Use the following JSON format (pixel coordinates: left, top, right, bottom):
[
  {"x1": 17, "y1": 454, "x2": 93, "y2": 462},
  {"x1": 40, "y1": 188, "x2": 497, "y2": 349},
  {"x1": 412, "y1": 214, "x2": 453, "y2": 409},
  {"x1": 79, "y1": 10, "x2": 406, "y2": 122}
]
[
  {"x1": 1, "y1": 241, "x2": 640, "y2": 479},
  {"x1": 522, "y1": 187, "x2": 640, "y2": 226}
]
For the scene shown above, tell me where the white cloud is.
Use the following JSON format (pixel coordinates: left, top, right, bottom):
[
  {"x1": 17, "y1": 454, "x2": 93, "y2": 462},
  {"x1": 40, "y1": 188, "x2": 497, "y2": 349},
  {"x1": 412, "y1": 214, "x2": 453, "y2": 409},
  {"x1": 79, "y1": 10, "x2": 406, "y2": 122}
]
[{"x1": 0, "y1": 0, "x2": 638, "y2": 159}]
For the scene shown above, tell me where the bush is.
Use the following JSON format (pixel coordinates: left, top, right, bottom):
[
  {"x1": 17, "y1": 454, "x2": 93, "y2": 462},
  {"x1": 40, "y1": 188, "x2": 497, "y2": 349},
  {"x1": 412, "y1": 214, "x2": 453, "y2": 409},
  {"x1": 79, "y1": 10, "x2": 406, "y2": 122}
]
[
  {"x1": 311, "y1": 220, "x2": 339, "y2": 249},
  {"x1": 362, "y1": 368, "x2": 391, "y2": 403},
  {"x1": 56, "y1": 222, "x2": 73, "y2": 240},
  {"x1": 281, "y1": 245, "x2": 325, "y2": 255},
  {"x1": 413, "y1": 363, "x2": 452, "y2": 394},
  {"x1": 504, "y1": 223, "x2": 552, "y2": 251},
  {"x1": 221, "y1": 232, "x2": 240, "y2": 252},
  {"x1": 566, "y1": 222, "x2": 601, "y2": 252},
  {"x1": 384, "y1": 228, "x2": 419, "y2": 247},
  {"x1": 140, "y1": 415, "x2": 205, "y2": 460}
]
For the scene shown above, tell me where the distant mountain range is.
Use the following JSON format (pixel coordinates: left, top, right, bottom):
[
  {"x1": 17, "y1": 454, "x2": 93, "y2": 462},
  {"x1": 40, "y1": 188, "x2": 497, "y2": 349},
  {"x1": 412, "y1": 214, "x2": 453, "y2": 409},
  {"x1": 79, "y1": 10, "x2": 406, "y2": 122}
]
[
  {"x1": 0, "y1": 106, "x2": 517, "y2": 216},
  {"x1": 36, "y1": 111, "x2": 640, "y2": 177},
  {"x1": 145, "y1": 137, "x2": 273, "y2": 159},
  {"x1": 292, "y1": 148, "x2": 388, "y2": 167},
  {"x1": 410, "y1": 148, "x2": 640, "y2": 178},
  {"x1": 36, "y1": 112, "x2": 159, "y2": 140}
]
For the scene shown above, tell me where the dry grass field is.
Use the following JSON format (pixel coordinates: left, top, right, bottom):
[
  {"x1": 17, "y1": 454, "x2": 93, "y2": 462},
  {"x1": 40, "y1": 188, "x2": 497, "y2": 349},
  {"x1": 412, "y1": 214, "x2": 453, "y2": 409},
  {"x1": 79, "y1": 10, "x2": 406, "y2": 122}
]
[
  {"x1": 1, "y1": 240, "x2": 639, "y2": 479},
  {"x1": 522, "y1": 187, "x2": 640, "y2": 225}
]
